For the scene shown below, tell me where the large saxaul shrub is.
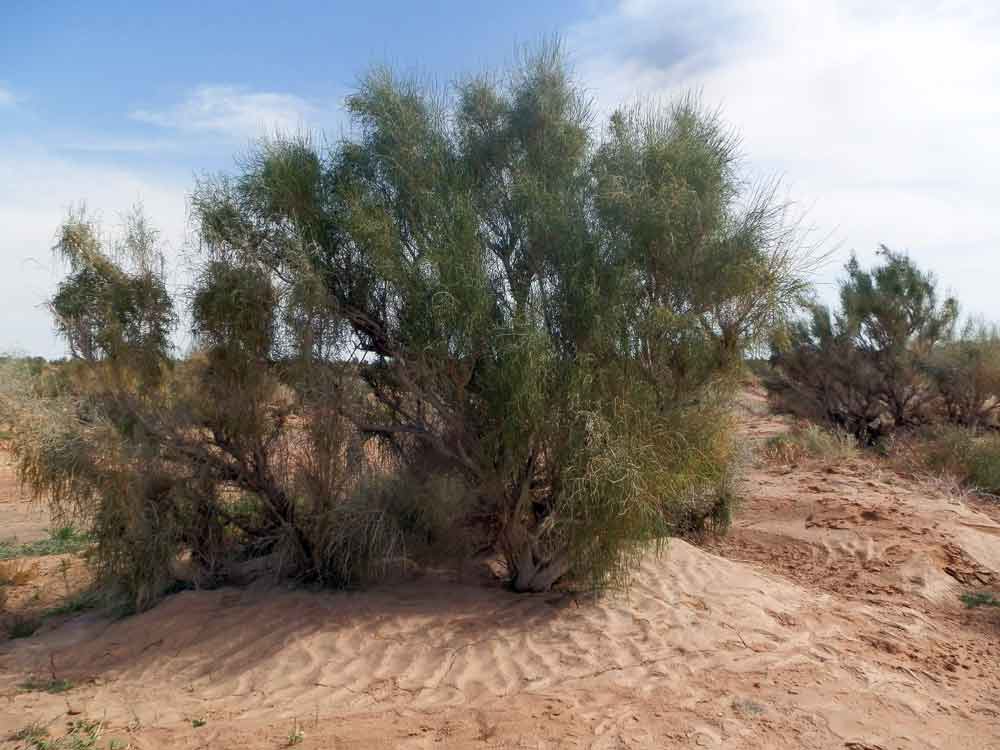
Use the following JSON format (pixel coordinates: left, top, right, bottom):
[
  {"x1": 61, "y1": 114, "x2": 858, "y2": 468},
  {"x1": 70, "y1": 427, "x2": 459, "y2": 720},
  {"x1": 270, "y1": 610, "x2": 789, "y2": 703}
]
[
  {"x1": 771, "y1": 247, "x2": 959, "y2": 442},
  {"x1": 4, "y1": 45, "x2": 808, "y2": 608}
]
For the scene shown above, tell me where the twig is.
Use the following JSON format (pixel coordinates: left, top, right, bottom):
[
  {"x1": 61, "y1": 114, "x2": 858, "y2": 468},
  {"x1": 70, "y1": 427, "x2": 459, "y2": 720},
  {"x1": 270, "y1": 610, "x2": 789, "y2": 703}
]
[{"x1": 725, "y1": 623, "x2": 753, "y2": 650}]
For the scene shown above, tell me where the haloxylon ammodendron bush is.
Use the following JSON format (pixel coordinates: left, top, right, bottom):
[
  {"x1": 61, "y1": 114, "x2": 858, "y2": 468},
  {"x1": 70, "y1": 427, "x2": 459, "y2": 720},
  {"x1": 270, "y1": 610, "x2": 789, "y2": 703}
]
[
  {"x1": 771, "y1": 247, "x2": 962, "y2": 443},
  {"x1": 771, "y1": 247, "x2": 1000, "y2": 457},
  {"x1": 3, "y1": 44, "x2": 810, "y2": 608}
]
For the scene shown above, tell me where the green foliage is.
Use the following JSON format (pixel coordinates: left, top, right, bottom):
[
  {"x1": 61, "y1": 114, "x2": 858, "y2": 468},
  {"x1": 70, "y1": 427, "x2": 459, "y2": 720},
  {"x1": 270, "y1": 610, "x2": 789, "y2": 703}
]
[
  {"x1": 5, "y1": 42, "x2": 808, "y2": 604},
  {"x1": 909, "y1": 424, "x2": 1000, "y2": 494},
  {"x1": 840, "y1": 247, "x2": 957, "y2": 355},
  {"x1": 0, "y1": 527, "x2": 92, "y2": 561},
  {"x1": 965, "y1": 439, "x2": 1000, "y2": 494},
  {"x1": 6, "y1": 615, "x2": 41, "y2": 639},
  {"x1": 49, "y1": 208, "x2": 175, "y2": 382},
  {"x1": 772, "y1": 248, "x2": 959, "y2": 441},
  {"x1": 12, "y1": 720, "x2": 104, "y2": 750},
  {"x1": 20, "y1": 678, "x2": 74, "y2": 694},
  {"x1": 45, "y1": 589, "x2": 103, "y2": 618},
  {"x1": 923, "y1": 322, "x2": 1000, "y2": 428},
  {"x1": 961, "y1": 591, "x2": 1000, "y2": 608},
  {"x1": 286, "y1": 725, "x2": 305, "y2": 746},
  {"x1": 9, "y1": 723, "x2": 50, "y2": 745}
]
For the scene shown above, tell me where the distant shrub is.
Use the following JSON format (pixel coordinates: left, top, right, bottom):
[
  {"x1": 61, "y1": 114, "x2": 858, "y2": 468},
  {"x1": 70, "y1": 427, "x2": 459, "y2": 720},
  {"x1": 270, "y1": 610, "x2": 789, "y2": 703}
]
[
  {"x1": 772, "y1": 248, "x2": 961, "y2": 442},
  {"x1": 5, "y1": 614, "x2": 41, "y2": 639},
  {"x1": 923, "y1": 323, "x2": 1000, "y2": 428},
  {"x1": 966, "y1": 437, "x2": 1000, "y2": 495},
  {"x1": 918, "y1": 424, "x2": 976, "y2": 477},
  {"x1": 914, "y1": 424, "x2": 1000, "y2": 495},
  {"x1": 763, "y1": 424, "x2": 857, "y2": 464},
  {"x1": 961, "y1": 591, "x2": 1000, "y2": 608}
]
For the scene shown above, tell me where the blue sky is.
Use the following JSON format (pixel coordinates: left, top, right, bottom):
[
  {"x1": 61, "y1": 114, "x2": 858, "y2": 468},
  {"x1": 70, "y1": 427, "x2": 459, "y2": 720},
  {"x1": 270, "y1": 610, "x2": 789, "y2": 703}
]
[{"x1": 3, "y1": 1, "x2": 999, "y2": 356}]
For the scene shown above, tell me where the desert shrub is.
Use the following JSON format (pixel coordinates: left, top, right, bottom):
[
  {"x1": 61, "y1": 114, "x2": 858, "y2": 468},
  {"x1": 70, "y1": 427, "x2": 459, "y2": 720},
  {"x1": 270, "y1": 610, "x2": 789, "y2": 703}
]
[
  {"x1": 763, "y1": 423, "x2": 857, "y2": 464},
  {"x1": 3, "y1": 44, "x2": 809, "y2": 606},
  {"x1": 917, "y1": 424, "x2": 976, "y2": 477},
  {"x1": 13, "y1": 719, "x2": 104, "y2": 750},
  {"x1": 5, "y1": 614, "x2": 41, "y2": 639},
  {"x1": 771, "y1": 248, "x2": 958, "y2": 442},
  {"x1": 924, "y1": 322, "x2": 1000, "y2": 428},
  {"x1": 913, "y1": 424, "x2": 1000, "y2": 494},
  {"x1": 961, "y1": 591, "x2": 1000, "y2": 608},
  {"x1": 8, "y1": 722, "x2": 49, "y2": 744},
  {"x1": 965, "y1": 436, "x2": 1000, "y2": 495}
]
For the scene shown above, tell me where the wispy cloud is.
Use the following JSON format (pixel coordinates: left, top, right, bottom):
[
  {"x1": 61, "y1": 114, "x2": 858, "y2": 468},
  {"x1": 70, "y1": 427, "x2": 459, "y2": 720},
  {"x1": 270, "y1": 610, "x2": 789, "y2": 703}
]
[
  {"x1": 0, "y1": 84, "x2": 17, "y2": 107},
  {"x1": 131, "y1": 85, "x2": 321, "y2": 139},
  {"x1": 569, "y1": 0, "x2": 1000, "y2": 319}
]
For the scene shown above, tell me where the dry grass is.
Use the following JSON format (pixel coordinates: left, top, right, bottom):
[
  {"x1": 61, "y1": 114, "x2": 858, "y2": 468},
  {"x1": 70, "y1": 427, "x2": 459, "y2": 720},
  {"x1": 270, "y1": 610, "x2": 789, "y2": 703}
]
[
  {"x1": 762, "y1": 423, "x2": 857, "y2": 465},
  {"x1": 0, "y1": 559, "x2": 38, "y2": 586},
  {"x1": 892, "y1": 425, "x2": 1000, "y2": 496}
]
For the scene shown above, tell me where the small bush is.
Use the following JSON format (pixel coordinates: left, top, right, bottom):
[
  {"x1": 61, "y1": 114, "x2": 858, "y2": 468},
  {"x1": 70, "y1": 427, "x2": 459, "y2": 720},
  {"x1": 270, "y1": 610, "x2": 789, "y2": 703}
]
[
  {"x1": 45, "y1": 589, "x2": 102, "y2": 618},
  {"x1": 913, "y1": 425, "x2": 1000, "y2": 494},
  {"x1": 5, "y1": 614, "x2": 41, "y2": 639},
  {"x1": 917, "y1": 424, "x2": 975, "y2": 477},
  {"x1": 14, "y1": 720, "x2": 104, "y2": 750},
  {"x1": 0, "y1": 560, "x2": 38, "y2": 586},
  {"x1": 966, "y1": 437, "x2": 1000, "y2": 495},
  {"x1": 771, "y1": 248, "x2": 958, "y2": 442},
  {"x1": 961, "y1": 591, "x2": 1000, "y2": 608},
  {"x1": 9, "y1": 723, "x2": 49, "y2": 744},
  {"x1": 20, "y1": 677, "x2": 74, "y2": 694},
  {"x1": 286, "y1": 725, "x2": 305, "y2": 746},
  {"x1": 924, "y1": 323, "x2": 1000, "y2": 428},
  {"x1": 763, "y1": 424, "x2": 857, "y2": 464}
]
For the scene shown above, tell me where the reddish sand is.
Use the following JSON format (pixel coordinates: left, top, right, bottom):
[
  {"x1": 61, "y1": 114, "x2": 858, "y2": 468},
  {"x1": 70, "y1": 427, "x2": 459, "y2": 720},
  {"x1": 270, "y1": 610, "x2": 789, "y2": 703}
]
[{"x1": 1, "y1": 390, "x2": 998, "y2": 749}]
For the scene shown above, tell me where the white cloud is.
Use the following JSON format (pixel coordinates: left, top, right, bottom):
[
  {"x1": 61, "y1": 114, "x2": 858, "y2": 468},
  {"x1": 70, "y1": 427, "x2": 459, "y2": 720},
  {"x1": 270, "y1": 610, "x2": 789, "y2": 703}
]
[
  {"x1": 131, "y1": 85, "x2": 321, "y2": 139},
  {"x1": 0, "y1": 85, "x2": 16, "y2": 107},
  {"x1": 569, "y1": 0, "x2": 1000, "y2": 320},
  {"x1": 0, "y1": 144, "x2": 190, "y2": 358}
]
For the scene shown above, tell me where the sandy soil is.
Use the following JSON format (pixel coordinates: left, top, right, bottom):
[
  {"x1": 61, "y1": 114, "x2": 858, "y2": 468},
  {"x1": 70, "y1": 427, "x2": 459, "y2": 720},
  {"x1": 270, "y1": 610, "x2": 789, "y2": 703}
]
[
  {"x1": 1, "y1": 390, "x2": 999, "y2": 749},
  {"x1": 0, "y1": 448, "x2": 50, "y2": 545}
]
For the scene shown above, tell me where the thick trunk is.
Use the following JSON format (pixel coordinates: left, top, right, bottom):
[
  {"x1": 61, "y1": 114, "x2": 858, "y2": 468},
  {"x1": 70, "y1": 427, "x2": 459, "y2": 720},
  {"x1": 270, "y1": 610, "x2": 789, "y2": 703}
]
[
  {"x1": 510, "y1": 551, "x2": 569, "y2": 592},
  {"x1": 502, "y1": 521, "x2": 569, "y2": 593}
]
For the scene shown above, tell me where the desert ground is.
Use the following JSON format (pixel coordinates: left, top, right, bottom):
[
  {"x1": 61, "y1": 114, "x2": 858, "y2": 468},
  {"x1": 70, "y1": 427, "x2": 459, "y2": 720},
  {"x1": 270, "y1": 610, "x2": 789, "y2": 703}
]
[{"x1": 1, "y1": 388, "x2": 999, "y2": 749}]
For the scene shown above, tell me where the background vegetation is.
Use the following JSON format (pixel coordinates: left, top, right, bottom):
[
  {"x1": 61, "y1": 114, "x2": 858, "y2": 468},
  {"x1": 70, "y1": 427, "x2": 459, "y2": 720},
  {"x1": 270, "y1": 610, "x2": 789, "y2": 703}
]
[{"x1": 769, "y1": 249, "x2": 1000, "y2": 493}]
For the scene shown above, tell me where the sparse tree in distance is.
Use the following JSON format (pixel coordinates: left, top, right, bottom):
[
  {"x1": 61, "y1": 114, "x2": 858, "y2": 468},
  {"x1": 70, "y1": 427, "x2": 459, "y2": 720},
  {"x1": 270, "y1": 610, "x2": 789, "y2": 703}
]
[{"x1": 772, "y1": 247, "x2": 960, "y2": 442}]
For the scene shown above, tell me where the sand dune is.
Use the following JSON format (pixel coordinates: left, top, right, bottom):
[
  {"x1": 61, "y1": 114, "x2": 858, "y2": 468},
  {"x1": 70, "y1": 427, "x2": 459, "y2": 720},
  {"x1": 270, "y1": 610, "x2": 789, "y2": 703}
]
[
  {"x1": 3, "y1": 542, "x2": 998, "y2": 748},
  {"x1": 2, "y1": 392, "x2": 999, "y2": 748}
]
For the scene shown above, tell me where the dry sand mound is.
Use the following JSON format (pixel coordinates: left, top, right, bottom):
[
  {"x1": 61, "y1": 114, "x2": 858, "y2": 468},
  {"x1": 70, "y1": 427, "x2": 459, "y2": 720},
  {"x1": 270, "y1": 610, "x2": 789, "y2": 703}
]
[
  {"x1": 3, "y1": 538, "x2": 998, "y2": 749},
  {"x1": 2, "y1": 391, "x2": 999, "y2": 748}
]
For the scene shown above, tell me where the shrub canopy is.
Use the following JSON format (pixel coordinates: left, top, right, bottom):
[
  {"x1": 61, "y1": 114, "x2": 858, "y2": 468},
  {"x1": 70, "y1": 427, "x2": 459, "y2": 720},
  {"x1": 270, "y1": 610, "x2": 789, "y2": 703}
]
[{"x1": 4, "y1": 45, "x2": 808, "y2": 607}]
